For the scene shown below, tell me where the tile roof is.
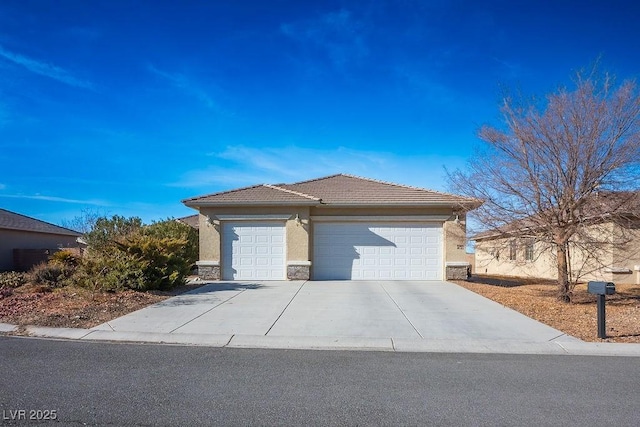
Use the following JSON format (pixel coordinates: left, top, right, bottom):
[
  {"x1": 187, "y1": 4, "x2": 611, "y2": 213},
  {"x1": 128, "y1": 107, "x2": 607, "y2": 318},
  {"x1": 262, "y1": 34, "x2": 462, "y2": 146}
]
[
  {"x1": 177, "y1": 214, "x2": 199, "y2": 229},
  {"x1": 280, "y1": 174, "x2": 479, "y2": 206},
  {"x1": 182, "y1": 183, "x2": 321, "y2": 206},
  {"x1": 472, "y1": 191, "x2": 640, "y2": 241},
  {"x1": 183, "y1": 174, "x2": 480, "y2": 208},
  {"x1": 0, "y1": 208, "x2": 81, "y2": 236}
]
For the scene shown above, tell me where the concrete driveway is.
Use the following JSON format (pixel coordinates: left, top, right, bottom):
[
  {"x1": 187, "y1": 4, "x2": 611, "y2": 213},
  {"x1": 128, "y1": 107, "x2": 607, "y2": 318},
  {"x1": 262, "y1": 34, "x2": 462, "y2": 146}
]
[{"x1": 94, "y1": 281, "x2": 574, "y2": 343}]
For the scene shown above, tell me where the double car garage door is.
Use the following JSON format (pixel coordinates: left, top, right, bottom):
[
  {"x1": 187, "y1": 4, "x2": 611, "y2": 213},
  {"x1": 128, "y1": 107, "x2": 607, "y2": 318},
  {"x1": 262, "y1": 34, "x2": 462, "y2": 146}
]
[{"x1": 222, "y1": 221, "x2": 443, "y2": 281}]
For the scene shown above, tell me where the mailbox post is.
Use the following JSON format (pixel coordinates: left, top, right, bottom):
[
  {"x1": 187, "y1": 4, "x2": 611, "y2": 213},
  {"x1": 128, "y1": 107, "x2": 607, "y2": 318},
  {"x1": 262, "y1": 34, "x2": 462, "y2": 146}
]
[{"x1": 587, "y1": 281, "x2": 615, "y2": 339}]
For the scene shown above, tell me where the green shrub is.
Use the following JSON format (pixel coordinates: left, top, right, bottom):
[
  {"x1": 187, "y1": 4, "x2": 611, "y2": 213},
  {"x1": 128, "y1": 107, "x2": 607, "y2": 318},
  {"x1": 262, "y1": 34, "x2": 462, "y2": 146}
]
[
  {"x1": 69, "y1": 234, "x2": 190, "y2": 292},
  {"x1": 84, "y1": 215, "x2": 143, "y2": 252},
  {"x1": 117, "y1": 234, "x2": 191, "y2": 290},
  {"x1": 69, "y1": 249, "x2": 145, "y2": 293},
  {"x1": 49, "y1": 249, "x2": 81, "y2": 267},
  {"x1": 66, "y1": 214, "x2": 193, "y2": 293},
  {"x1": 144, "y1": 219, "x2": 198, "y2": 267},
  {"x1": 0, "y1": 271, "x2": 28, "y2": 288},
  {"x1": 29, "y1": 263, "x2": 69, "y2": 288}
]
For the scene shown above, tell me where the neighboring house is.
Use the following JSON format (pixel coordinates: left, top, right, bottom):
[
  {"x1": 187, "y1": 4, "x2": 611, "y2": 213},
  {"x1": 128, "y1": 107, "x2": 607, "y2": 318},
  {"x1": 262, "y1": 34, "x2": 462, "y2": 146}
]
[
  {"x1": 473, "y1": 193, "x2": 640, "y2": 285},
  {"x1": 0, "y1": 208, "x2": 82, "y2": 271},
  {"x1": 177, "y1": 214, "x2": 199, "y2": 230},
  {"x1": 182, "y1": 174, "x2": 480, "y2": 281}
]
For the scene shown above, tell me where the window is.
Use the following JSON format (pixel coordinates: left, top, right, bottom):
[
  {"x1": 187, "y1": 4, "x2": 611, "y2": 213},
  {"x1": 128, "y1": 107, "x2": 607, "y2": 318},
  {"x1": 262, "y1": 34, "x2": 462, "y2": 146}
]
[
  {"x1": 524, "y1": 239, "x2": 534, "y2": 261},
  {"x1": 509, "y1": 241, "x2": 517, "y2": 261}
]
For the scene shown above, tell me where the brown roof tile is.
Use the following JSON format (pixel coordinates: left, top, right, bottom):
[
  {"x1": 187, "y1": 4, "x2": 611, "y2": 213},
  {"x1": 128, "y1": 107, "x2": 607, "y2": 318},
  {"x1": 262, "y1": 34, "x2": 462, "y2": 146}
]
[
  {"x1": 183, "y1": 174, "x2": 480, "y2": 208},
  {"x1": 182, "y1": 183, "x2": 320, "y2": 206},
  {"x1": 0, "y1": 208, "x2": 81, "y2": 236},
  {"x1": 280, "y1": 174, "x2": 479, "y2": 206},
  {"x1": 177, "y1": 215, "x2": 199, "y2": 229}
]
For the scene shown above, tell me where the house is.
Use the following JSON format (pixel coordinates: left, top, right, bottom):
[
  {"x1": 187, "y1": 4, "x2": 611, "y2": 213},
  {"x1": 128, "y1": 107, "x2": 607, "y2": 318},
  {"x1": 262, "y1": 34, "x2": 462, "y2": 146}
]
[
  {"x1": 0, "y1": 208, "x2": 82, "y2": 271},
  {"x1": 177, "y1": 214, "x2": 199, "y2": 230},
  {"x1": 473, "y1": 192, "x2": 640, "y2": 285},
  {"x1": 182, "y1": 174, "x2": 481, "y2": 281}
]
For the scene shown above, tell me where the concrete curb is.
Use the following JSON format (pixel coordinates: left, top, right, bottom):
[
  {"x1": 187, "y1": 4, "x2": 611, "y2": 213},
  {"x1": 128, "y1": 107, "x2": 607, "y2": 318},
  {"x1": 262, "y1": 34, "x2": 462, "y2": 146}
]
[
  {"x1": 2, "y1": 323, "x2": 640, "y2": 356},
  {"x1": 0, "y1": 322, "x2": 17, "y2": 333},
  {"x1": 228, "y1": 335, "x2": 395, "y2": 352}
]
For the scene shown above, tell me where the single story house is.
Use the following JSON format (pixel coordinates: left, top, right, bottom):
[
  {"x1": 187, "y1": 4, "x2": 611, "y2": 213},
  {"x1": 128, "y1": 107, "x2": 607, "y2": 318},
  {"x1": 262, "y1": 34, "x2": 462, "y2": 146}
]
[
  {"x1": 473, "y1": 193, "x2": 640, "y2": 285},
  {"x1": 0, "y1": 208, "x2": 82, "y2": 271},
  {"x1": 182, "y1": 174, "x2": 481, "y2": 281},
  {"x1": 177, "y1": 214, "x2": 199, "y2": 230}
]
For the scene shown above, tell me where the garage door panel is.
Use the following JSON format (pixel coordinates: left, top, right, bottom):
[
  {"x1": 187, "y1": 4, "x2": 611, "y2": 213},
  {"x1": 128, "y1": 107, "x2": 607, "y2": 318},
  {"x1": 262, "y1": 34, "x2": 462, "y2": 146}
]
[
  {"x1": 222, "y1": 222, "x2": 286, "y2": 280},
  {"x1": 313, "y1": 222, "x2": 442, "y2": 280}
]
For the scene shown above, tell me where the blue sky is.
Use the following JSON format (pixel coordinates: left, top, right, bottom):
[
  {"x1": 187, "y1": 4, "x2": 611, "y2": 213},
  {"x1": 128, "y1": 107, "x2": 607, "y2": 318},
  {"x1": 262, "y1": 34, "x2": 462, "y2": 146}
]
[{"x1": 1, "y1": 1, "x2": 639, "y2": 226}]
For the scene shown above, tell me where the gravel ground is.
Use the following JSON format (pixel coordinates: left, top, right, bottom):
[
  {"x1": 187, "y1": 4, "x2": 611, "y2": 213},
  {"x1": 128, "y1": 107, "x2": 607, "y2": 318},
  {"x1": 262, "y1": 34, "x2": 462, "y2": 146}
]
[{"x1": 455, "y1": 276, "x2": 640, "y2": 343}]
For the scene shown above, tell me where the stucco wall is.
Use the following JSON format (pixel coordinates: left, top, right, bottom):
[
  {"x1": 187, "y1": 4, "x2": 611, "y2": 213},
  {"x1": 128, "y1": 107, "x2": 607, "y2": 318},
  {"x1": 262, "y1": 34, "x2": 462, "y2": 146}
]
[
  {"x1": 195, "y1": 205, "x2": 466, "y2": 280},
  {"x1": 612, "y1": 224, "x2": 640, "y2": 285},
  {"x1": 475, "y1": 222, "x2": 640, "y2": 284},
  {"x1": 196, "y1": 206, "x2": 311, "y2": 263},
  {"x1": 0, "y1": 229, "x2": 79, "y2": 271},
  {"x1": 475, "y1": 239, "x2": 558, "y2": 279},
  {"x1": 443, "y1": 214, "x2": 468, "y2": 264}
]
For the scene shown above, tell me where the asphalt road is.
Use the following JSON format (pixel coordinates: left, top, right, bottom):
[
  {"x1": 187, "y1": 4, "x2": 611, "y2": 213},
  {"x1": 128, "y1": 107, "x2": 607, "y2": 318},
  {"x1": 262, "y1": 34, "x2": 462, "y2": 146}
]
[{"x1": 0, "y1": 336, "x2": 638, "y2": 426}]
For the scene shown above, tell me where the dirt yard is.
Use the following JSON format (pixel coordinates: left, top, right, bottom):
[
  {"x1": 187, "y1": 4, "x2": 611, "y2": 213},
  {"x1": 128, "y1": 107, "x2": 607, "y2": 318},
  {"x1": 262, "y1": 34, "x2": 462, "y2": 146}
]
[
  {"x1": 455, "y1": 276, "x2": 640, "y2": 343},
  {"x1": 0, "y1": 280, "x2": 205, "y2": 330}
]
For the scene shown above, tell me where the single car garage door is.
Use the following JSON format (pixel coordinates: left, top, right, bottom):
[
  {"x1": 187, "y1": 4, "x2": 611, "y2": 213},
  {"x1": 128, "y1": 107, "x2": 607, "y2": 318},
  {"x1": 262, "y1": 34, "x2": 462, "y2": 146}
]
[
  {"x1": 222, "y1": 221, "x2": 286, "y2": 280},
  {"x1": 313, "y1": 222, "x2": 442, "y2": 280}
]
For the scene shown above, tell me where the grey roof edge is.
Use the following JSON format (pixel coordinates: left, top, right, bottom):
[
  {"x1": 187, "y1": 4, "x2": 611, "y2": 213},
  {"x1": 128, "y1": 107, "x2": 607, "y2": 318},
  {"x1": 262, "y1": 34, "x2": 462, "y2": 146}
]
[
  {"x1": 183, "y1": 200, "x2": 321, "y2": 208},
  {"x1": 0, "y1": 208, "x2": 81, "y2": 236},
  {"x1": 181, "y1": 183, "x2": 267, "y2": 204},
  {"x1": 181, "y1": 183, "x2": 321, "y2": 206},
  {"x1": 263, "y1": 184, "x2": 321, "y2": 201}
]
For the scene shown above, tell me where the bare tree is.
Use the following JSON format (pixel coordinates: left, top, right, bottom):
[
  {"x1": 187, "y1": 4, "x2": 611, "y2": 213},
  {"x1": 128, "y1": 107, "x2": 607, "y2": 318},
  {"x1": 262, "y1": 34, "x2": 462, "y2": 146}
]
[
  {"x1": 449, "y1": 69, "x2": 640, "y2": 302},
  {"x1": 59, "y1": 208, "x2": 107, "y2": 235}
]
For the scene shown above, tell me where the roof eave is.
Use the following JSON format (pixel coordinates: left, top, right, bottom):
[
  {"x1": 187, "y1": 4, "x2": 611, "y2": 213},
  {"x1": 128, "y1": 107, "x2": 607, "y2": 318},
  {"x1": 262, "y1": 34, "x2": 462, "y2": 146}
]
[
  {"x1": 183, "y1": 201, "x2": 321, "y2": 208},
  {"x1": 315, "y1": 201, "x2": 477, "y2": 208},
  {"x1": 0, "y1": 226, "x2": 81, "y2": 237}
]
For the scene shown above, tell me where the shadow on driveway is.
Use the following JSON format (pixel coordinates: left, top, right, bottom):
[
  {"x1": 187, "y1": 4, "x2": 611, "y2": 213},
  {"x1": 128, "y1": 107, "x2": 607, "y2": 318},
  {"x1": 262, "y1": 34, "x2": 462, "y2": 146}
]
[
  {"x1": 153, "y1": 282, "x2": 265, "y2": 307},
  {"x1": 186, "y1": 282, "x2": 264, "y2": 294}
]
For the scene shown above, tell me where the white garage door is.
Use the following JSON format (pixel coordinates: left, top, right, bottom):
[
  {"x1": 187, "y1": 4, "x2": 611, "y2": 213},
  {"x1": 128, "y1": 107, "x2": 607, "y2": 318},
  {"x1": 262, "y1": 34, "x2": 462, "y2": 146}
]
[
  {"x1": 313, "y1": 222, "x2": 442, "y2": 280},
  {"x1": 222, "y1": 222, "x2": 286, "y2": 280}
]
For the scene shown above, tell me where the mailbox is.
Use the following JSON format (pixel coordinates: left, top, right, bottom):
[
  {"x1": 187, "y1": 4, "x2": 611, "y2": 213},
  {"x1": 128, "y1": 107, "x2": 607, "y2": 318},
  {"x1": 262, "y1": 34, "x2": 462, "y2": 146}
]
[{"x1": 587, "y1": 281, "x2": 615, "y2": 295}]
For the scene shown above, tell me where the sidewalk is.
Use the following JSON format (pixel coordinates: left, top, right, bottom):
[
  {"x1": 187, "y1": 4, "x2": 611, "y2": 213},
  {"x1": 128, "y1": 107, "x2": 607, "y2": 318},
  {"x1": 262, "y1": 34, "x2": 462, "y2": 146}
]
[{"x1": 3, "y1": 322, "x2": 640, "y2": 357}]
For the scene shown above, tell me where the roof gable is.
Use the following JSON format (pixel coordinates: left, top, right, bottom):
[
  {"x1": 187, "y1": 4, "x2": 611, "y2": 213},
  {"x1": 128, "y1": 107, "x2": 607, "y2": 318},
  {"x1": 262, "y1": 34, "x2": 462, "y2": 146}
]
[
  {"x1": 183, "y1": 174, "x2": 480, "y2": 208},
  {"x1": 0, "y1": 209, "x2": 81, "y2": 236},
  {"x1": 182, "y1": 183, "x2": 320, "y2": 206},
  {"x1": 280, "y1": 174, "x2": 477, "y2": 206}
]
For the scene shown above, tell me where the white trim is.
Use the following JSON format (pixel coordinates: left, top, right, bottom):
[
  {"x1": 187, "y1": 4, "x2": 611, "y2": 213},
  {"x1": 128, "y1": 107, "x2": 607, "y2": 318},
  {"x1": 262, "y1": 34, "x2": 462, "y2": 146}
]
[
  {"x1": 445, "y1": 262, "x2": 470, "y2": 267},
  {"x1": 196, "y1": 260, "x2": 220, "y2": 266},
  {"x1": 214, "y1": 214, "x2": 291, "y2": 221},
  {"x1": 287, "y1": 261, "x2": 311, "y2": 266},
  {"x1": 604, "y1": 267, "x2": 632, "y2": 274},
  {"x1": 310, "y1": 215, "x2": 450, "y2": 222}
]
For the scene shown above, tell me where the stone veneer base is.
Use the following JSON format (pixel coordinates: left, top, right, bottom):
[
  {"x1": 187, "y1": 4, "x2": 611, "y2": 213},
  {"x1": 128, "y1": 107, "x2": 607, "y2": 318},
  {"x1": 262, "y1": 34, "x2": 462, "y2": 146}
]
[
  {"x1": 198, "y1": 265, "x2": 220, "y2": 280},
  {"x1": 287, "y1": 265, "x2": 310, "y2": 280},
  {"x1": 446, "y1": 265, "x2": 470, "y2": 280}
]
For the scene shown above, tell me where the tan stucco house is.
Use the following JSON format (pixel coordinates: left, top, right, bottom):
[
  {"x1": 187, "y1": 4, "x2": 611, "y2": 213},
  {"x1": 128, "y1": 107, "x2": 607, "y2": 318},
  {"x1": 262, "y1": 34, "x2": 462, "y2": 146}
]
[
  {"x1": 473, "y1": 193, "x2": 640, "y2": 285},
  {"x1": 0, "y1": 208, "x2": 81, "y2": 271},
  {"x1": 182, "y1": 174, "x2": 480, "y2": 281}
]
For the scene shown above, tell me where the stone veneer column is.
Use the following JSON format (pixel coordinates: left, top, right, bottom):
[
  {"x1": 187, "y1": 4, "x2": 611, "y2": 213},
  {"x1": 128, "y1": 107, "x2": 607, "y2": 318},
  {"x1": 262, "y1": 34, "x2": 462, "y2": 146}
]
[
  {"x1": 196, "y1": 261, "x2": 220, "y2": 280},
  {"x1": 287, "y1": 261, "x2": 311, "y2": 280},
  {"x1": 445, "y1": 262, "x2": 470, "y2": 280}
]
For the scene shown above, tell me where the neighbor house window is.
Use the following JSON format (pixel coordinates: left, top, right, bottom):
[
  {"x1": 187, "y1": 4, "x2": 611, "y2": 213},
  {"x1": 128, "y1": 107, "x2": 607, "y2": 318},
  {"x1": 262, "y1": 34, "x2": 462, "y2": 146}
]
[
  {"x1": 524, "y1": 239, "x2": 534, "y2": 261},
  {"x1": 509, "y1": 241, "x2": 517, "y2": 261}
]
